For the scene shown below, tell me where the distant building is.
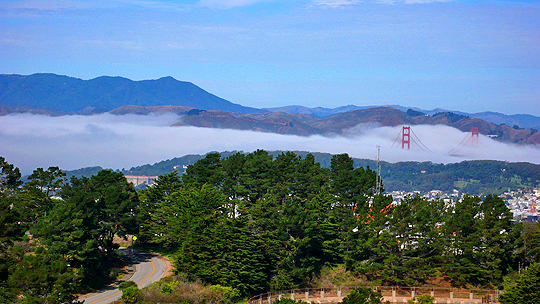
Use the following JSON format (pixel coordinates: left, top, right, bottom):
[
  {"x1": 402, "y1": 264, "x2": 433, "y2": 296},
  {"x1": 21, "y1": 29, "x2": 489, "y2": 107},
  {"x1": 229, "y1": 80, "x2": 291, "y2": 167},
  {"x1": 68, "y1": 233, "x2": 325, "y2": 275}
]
[{"x1": 124, "y1": 175, "x2": 157, "y2": 187}]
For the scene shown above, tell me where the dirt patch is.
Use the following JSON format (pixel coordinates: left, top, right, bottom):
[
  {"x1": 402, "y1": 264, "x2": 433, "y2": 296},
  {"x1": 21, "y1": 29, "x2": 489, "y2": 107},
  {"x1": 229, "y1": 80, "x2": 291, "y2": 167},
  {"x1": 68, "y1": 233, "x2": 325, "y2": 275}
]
[
  {"x1": 425, "y1": 276, "x2": 453, "y2": 288},
  {"x1": 113, "y1": 235, "x2": 132, "y2": 248}
]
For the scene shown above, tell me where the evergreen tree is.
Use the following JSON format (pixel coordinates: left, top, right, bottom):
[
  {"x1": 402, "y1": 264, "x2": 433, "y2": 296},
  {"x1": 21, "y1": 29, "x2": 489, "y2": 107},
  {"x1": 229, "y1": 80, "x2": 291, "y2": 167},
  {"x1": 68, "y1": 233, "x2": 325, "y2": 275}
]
[
  {"x1": 18, "y1": 167, "x2": 65, "y2": 227},
  {"x1": 8, "y1": 249, "x2": 80, "y2": 304},
  {"x1": 474, "y1": 194, "x2": 515, "y2": 284},
  {"x1": 513, "y1": 222, "x2": 540, "y2": 270},
  {"x1": 221, "y1": 152, "x2": 248, "y2": 217},
  {"x1": 499, "y1": 262, "x2": 540, "y2": 304},
  {"x1": 173, "y1": 185, "x2": 269, "y2": 295},
  {"x1": 444, "y1": 194, "x2": 515, "y2": 286},
  {"x1": 32, "y1": 170, "x2": 139, "y2": 289},
  {"x1": 183, "y1": 152, "x2": 224, "y2": 188},
  {"x1": 390, "y1": 194, "x2": 447, "y2": 285},
  {"x1": 328, "y1": 154, "x2": 377, "y2": 266},
  {"x1": 444, "y1": 194, "x2": 481, "y2": 286},
  {"x1": 237, "y1": 149, "x2": 273, "y2": 210},
  {"x1": 352, "y1": 194, "x2": 401, "y2": 285},
  {"x1": 0, "y1": 157, "x2": 22, "y2": 196},
  {"x1": 138, "y1": 171, "x2": 182, "y2": 244},
  {"x1": 0, "y1": 159, "x2": 25, "y2": 301}
]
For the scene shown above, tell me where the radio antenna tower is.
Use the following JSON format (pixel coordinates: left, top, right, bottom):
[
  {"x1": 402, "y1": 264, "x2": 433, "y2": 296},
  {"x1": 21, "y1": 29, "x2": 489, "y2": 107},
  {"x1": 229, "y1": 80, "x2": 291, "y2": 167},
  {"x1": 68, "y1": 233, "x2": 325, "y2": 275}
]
[{"x1": 376, "y1": 145, "x2": 381, "y2": 195}]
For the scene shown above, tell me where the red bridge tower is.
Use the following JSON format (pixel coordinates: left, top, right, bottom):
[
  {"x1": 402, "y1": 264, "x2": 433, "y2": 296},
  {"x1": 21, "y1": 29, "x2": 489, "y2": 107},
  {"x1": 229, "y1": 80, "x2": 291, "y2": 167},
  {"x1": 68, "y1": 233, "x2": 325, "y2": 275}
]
[{"x1": 402, "y1": 126, "x2": 411, "y2": 150}]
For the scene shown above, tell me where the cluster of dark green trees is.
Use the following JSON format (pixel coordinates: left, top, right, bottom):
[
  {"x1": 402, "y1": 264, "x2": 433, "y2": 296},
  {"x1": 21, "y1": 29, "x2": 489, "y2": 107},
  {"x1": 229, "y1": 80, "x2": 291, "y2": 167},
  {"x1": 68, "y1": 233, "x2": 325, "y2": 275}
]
[
  {"x1": 137, "y1": 150, "x2": 540, "y2": 295},
  {"x1": 0, "y1": 157, "x2": 139, "y2": 303},
  {"x1": 96, "y1": 151, "x2": 540, "y2": 195},
  {"x1": 2, "y1": 150, "x2": 540, "y2": 303}
]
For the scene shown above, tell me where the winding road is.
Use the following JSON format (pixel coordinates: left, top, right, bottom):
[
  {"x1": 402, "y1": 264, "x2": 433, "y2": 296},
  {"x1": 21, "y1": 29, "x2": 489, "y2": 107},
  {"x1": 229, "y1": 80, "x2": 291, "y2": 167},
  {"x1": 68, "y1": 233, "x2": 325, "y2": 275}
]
[{"x1": 79, "y1": 249, "x2": 169, "y2": 304}]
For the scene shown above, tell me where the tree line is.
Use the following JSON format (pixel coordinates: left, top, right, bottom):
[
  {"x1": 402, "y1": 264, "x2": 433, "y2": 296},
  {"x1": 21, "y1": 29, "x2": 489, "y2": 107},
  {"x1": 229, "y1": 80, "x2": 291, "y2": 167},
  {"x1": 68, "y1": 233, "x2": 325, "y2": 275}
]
[
  {"x1": 138, "y1": 151, "x2": 539, "y2": 294},
  {"x1": 81, "y1": 151, "x2": 540, "y2": 195},
  {"x1": 2, "y1": 151, "x2": 540, "y2": 303}
]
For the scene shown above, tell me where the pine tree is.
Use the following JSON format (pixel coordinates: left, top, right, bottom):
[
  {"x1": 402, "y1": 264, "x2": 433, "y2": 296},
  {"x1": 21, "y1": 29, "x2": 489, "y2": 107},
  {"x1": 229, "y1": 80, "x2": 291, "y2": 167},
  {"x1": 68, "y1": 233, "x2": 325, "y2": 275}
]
[
  {"x1": 499, "y1": 262, "x2": 540, "y2": 304},
  {"x1": 8, "y1": 249, "x2": 80, "y2": 304}
]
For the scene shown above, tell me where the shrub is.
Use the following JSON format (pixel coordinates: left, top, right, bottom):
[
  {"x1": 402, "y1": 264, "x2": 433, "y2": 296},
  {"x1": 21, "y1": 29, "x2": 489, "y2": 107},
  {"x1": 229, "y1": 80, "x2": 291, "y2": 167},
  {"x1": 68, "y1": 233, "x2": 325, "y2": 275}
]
[
  {"x1": 407, "y1": 295, "x2": 435, "y2": 304},
  {"x1": 208, "y1": 285, "x2": 240, "y2": 300},
  {"x1": 340, "y1": 287, "x2": 388, "y2": 304},
  {"x1": 119, "y1": 280, "x2": 138, "y2": 291},
  {"x1": 273, "y1": 298, "x2": 310, "y2": 304},
  {"x1": 122, "y1": 286, "x2": 142, "y2": 304}
]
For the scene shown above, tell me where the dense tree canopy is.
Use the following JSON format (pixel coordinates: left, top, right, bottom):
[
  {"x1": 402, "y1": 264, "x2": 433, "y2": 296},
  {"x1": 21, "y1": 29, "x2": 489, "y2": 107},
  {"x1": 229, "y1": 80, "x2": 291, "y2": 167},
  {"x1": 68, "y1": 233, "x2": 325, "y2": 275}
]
[
  {"x1": 137, "y1": 151, "x2": 523, "y2": 295},
  {"x1": 0, "y1": 150, "x2": 532, "y2": 302},
  {"x1": 103, "y1": 152, "x2": 540, "y2": 196},
  {"x1": 1, "y1": 162, "x2": 139, "y2": 302},
  {"x1": 499, "y1": 262, "x2": 540, "y2": 304}
]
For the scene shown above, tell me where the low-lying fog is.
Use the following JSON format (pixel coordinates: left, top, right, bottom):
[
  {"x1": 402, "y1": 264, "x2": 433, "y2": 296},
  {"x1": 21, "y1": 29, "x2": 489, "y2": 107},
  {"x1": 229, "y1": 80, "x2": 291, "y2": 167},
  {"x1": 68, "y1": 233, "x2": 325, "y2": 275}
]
[{"x1": 2, "y1": 113, "x2": 539, "y2": 175}]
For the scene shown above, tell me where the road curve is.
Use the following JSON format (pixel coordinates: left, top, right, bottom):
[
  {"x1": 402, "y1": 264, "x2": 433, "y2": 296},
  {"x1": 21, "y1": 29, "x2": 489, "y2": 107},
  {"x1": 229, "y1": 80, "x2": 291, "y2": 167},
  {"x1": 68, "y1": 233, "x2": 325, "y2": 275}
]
[{"x1": 80, "y1": 249, "x2": 168, "y2": 304}]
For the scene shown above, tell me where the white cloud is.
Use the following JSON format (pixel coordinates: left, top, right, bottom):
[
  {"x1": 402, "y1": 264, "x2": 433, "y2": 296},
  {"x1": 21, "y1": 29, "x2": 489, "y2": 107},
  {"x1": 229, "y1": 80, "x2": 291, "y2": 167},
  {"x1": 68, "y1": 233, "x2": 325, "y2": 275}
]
[
  {"x1": 313, "y1": 0, "x2": 452, "y2": 6},
  {"x1": 0, "y1": 0, "x2": 92, "y2": 11},
  {"x1": 79, "y1": 40, "x2": 143, "y2": 51},
  {"x1": 403, "y1": 0, "x2": 452, "y2": 4},
  {"x1": 314, "y1": 0, "x2": 360, "y2": 8},
  {"x1": 116, "y1": 0, "x2": 190, "y2": 11},
  {"x1": 196, "y1": 0, "x2": 270, "y2": 9},
  {"x1": 0, "y1": 0, "x2": 112, "y2": 17},
  {"x1": 1, "y1": 114, "x2": 539, "y2": 176}
]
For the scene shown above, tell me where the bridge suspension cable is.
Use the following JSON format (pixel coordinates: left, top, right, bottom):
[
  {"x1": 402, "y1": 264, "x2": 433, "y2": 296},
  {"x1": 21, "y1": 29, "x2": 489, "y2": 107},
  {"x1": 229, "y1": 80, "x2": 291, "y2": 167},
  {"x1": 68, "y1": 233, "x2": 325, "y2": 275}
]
[
  {"x1": 391, "y1": 125, "x2": 479, "y2": 156},
  {"x1": 447, "y1": 132, "x2": 473, "y2": 155},
  {"x1": 410, "y1": 128, "x2": 433, "y2": 153}
]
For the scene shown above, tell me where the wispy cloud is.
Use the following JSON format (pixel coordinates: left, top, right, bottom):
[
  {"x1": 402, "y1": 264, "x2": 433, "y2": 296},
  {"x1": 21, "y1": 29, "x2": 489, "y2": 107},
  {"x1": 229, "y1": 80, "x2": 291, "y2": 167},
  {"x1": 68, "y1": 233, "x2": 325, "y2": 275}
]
[
  {"x1": 0, "y1": 0, "x2": 190, "y2": 17},
  {"x1": 0, "y1": 0, "x2": 109, "y2": 17},
  {"x1": 403, "y1": 0, "x2": 452, "y2": 4},
  {"x1": 117, "y1": 0, "x2": 188, "y2": 11},
  {"x1": 314, "y1": 0, "x2": 452, "y2": 6},
  {"x1": 314, "y1": 0, "x2": 360, "y2": 8},
  {"x1": 0, "y1": 0, "x2": 91, "y2": 11},
  {"x1": 79, "y1": 39, "x2": 143, "y2": 51},
  {"x1": 196, "y1": 0, "x2": 270, "y2": 9}
]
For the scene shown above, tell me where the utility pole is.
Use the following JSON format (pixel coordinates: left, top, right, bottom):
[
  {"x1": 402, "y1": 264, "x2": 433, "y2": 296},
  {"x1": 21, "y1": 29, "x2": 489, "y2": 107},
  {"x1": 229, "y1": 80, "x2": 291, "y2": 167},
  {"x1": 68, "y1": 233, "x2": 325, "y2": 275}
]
[{"x1": 376, "y1": 145, "x2": 381, "y2": 195}]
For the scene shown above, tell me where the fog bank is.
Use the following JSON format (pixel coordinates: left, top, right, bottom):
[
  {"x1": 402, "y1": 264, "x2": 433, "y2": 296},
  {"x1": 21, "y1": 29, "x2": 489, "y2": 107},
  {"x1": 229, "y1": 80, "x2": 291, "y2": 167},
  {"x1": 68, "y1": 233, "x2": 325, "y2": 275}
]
[{"x1": 1, "y1": 113, "x2": 539, "y2": 175}]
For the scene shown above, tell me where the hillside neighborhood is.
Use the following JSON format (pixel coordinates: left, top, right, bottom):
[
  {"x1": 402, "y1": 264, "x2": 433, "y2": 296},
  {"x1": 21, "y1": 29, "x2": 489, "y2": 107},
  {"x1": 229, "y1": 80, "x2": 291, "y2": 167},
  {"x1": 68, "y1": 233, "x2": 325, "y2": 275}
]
[{"x1": 389, "y1": 188, "x2": 540, "y2": 222}]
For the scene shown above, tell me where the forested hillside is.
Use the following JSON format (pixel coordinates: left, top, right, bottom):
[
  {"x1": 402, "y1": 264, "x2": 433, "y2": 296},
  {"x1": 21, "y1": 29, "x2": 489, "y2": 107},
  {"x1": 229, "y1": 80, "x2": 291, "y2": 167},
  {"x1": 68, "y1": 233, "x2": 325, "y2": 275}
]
[
  {"x1": 3, "y1": 151, "x2": 540, "y2": 303},
  {"x1": 69, "y1": 151, "x2": 540, "y2": 195},
  {"x1": 136, "y1": 151, "x2": 537, "y2": 295}
]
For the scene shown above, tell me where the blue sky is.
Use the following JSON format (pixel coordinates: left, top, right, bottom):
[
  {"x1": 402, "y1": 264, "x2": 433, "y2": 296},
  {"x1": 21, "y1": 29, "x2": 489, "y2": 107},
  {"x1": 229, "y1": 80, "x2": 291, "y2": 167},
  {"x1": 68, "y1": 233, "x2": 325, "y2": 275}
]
[{"x1": 1, "y1": 0, "x2": 539, "y2": 115}]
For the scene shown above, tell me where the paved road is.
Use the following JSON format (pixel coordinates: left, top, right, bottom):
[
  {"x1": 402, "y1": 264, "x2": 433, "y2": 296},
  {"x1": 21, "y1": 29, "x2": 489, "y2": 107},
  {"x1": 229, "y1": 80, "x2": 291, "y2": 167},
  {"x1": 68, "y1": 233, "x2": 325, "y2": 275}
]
[{"x1": 79, "y1": 249, "x2": 168, "y2": 304}]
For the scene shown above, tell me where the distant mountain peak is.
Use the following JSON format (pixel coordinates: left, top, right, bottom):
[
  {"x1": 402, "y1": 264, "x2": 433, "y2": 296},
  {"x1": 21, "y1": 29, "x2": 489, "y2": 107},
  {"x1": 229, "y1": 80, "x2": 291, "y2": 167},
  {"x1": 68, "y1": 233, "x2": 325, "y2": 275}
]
[
  {"x1": 0, "y1": 73, "x2": 263, "y2": 114},
  {"x1": 159, "y1": 76, "x2": 177, "y2": 81}
]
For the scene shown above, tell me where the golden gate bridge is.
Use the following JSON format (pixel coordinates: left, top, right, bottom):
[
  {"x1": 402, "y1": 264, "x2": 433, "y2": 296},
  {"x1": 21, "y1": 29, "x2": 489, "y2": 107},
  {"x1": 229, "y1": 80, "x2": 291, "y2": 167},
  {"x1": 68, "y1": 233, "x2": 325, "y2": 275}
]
[{"x1": 391, "y1": 126, "x2": 480, "y2": 155}]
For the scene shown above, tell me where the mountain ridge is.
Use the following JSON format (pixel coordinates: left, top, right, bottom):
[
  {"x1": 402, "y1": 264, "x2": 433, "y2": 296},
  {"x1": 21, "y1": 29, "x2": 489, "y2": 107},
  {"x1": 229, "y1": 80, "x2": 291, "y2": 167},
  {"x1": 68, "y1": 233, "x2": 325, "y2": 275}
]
[
  {"x1": 168, "y1": 106, "x2": 540, "y2": 144},
  {"x1": 264, "y1": 105, "x2": 540, "y2": 131},
  {"x1": 1, "y1": 73, "x2": 539, "y2": 144},
  {"x1": 0, "y1": 73, "x2": 261, "y2": 114}
]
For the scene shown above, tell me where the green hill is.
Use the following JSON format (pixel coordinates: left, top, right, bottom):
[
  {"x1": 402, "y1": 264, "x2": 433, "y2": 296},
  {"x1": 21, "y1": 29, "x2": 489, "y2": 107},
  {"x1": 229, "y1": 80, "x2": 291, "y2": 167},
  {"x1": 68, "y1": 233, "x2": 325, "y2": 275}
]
[{"x1": 65, "y1": 151, "x2": 540, "y2": 195}]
